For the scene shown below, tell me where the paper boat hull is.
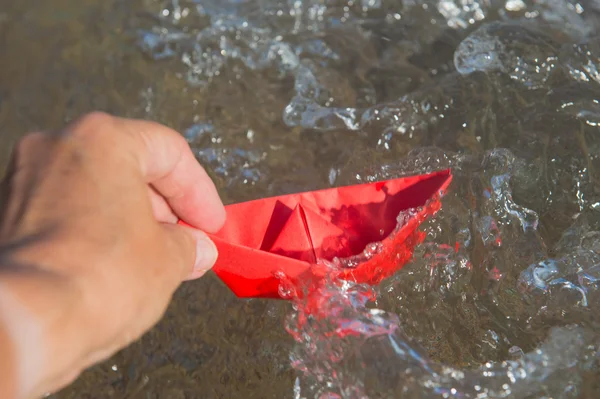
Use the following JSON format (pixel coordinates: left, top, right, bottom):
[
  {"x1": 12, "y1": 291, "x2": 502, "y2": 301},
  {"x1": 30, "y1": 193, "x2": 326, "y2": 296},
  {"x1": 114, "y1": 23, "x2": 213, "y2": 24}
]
[{"x1": 181, "y1": 169, "x2": 453, "y2": 299}]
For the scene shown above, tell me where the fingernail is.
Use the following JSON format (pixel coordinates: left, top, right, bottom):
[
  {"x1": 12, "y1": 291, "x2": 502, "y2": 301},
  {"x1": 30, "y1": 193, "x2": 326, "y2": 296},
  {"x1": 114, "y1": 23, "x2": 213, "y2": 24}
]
[{"x1": 193, "y1": 235, "x2": 218, "y2": 276}]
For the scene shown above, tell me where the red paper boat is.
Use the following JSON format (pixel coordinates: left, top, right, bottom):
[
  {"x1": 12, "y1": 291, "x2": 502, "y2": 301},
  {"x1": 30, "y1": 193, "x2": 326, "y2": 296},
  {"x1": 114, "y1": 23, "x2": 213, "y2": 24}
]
[{"x1": 179, "y1": 169, "x2": 452, "y2": 299}]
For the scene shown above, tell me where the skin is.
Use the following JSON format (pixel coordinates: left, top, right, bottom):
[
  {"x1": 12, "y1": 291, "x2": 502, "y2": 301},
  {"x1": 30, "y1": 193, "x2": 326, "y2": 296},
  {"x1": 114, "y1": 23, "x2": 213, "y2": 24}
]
[{"x1": 0, "y1": 112, "x2": 226, "y2": 399}]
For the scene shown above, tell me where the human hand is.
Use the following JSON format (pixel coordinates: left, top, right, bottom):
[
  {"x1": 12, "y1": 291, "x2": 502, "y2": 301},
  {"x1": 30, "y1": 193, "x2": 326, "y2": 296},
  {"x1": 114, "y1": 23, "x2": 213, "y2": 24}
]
[{"x1": 0, "y1": 112, "x2": 226, "y2": 399}]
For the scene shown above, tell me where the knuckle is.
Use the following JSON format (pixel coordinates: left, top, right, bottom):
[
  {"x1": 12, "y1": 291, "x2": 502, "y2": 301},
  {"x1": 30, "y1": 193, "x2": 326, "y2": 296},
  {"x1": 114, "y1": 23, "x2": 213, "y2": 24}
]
[
  {"x1": 67, "y1": 111, "x2": 115, "y2": 138},
  {"x1": 12, "y1": 131, "x2": 57, "y2": 163},
  {"x1": 15, "y1": 131, "x2": 48, "y2": 151},
  {"x1": 77, "y1": 111, "x2": 114, "y2": 126}
]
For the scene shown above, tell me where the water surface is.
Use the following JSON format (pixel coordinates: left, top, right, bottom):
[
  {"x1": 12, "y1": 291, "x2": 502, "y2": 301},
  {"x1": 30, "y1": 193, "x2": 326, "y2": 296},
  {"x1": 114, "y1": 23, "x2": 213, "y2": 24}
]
[{"x1": 1, "y1": 0, "x2": 599, "y2": 398}]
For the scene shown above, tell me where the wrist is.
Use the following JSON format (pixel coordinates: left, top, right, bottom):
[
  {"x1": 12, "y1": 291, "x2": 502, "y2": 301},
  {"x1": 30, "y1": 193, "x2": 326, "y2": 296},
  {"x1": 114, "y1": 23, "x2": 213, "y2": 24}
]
[
  {"x1": 0, "y1": 277, "x2": 46, "y2": 399},
  {"x1": 0, "y1": 246, "x2": 86, "y2": 398},
  {"x1": 0, "y1": 318, "x2": 17, "y2": 398}
]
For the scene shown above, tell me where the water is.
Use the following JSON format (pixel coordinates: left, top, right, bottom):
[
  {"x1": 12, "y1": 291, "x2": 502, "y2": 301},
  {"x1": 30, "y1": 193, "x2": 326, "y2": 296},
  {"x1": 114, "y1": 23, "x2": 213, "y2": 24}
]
[{"x1": 1, "y1": 0, "x2": 600, "y2": 397}]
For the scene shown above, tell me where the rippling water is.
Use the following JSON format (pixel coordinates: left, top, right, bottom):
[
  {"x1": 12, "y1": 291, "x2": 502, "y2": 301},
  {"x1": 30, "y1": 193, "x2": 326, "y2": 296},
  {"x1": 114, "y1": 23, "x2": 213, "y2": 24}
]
[{"x1": 1, "y1": 0, "x2": 600, "y2": 397}]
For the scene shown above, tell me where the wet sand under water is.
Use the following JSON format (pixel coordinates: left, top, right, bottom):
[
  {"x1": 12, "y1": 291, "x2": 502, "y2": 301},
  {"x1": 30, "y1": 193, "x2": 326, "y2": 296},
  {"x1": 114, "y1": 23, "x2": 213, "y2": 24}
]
[{"x1": 0, "y1": 0, "x2": 599, "y2": 398}]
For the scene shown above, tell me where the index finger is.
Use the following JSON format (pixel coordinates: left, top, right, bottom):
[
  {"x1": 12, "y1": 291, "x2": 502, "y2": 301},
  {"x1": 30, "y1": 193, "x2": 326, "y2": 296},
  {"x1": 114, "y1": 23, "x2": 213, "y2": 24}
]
[{"x1": 108, "y1": 114, "x2": 226, "y2": 233}]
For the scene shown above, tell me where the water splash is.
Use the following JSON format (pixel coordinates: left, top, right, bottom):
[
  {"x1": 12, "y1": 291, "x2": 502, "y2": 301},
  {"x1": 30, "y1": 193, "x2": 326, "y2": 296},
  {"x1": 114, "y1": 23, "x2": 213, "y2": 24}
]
[
  {"x1": 285, "y1": 149, "x2": 600, "y2": 398},
  {"x1": 454, "y1": 21, "x2": 562, "y2": 88},
  {"x1": 560, "y1": 39, "x2": 600, "y2": 85}
]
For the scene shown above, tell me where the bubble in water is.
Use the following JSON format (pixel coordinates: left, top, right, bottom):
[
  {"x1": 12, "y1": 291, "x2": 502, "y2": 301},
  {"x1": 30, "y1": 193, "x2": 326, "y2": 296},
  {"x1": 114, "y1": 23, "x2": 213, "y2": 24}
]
[
  {"x1": 194, "y1": 146, "x2": 265, "y2": 186},
  {"x1": 437, "y1": 0, "x2": 488, "y2": 30},
  {"x1": 138, "y1": 29, "x2": 189, "y2": 60},
  {"x1": 519, "y1": 259, "x2": 562, "y2": 293},
  {"x1": 531, "y1": 0, "x2": 597, "y2": 39},
  {"x1": 476, "y1": 215, "x2": 503, "y2": 248},
  {"x1": 183, "y1": 122, "x2": 215, "y2": 142},
  {"x1": 454, "y1": 21, "x2": 562, "y2": 89},
  {"x1": 560, "y1": 39, "x2": 600, "y2": 84},
  {"x1": 454, "y1": 32, "x2": 506, "y2": 74},
  {"x1": 559, "y1": 96, "x2": 600, "y2": 127}
]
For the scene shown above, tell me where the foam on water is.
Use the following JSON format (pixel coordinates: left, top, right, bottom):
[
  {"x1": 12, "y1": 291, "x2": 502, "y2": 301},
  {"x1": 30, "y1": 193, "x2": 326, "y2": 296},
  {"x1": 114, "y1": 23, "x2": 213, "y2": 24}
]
[{"x1": 134, "y1": 1, "x2": 600, "y2": 397}]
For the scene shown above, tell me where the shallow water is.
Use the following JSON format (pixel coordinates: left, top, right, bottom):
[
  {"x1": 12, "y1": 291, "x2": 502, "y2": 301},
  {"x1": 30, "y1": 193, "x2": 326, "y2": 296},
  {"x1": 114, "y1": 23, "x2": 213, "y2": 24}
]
[{"x1": 1, "y1": 0, "x2": 600, "y2": 398}]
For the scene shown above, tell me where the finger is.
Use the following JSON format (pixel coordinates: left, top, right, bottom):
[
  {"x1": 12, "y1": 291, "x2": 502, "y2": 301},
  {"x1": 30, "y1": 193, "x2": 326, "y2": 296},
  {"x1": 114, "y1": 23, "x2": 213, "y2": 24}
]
[
  {"x1": 170, "y1": 225, "x2": 219, "y2": 280},
  {"x1": 77, "y1": 224, "x2": 218, "y2": 380},
  {"x1": 147, "y1": 186, "x2": 177, "y2": 223},
  {"x1": 115, "y1": 116, "x2": 226, "y2": 233},
  {"x1": 66, "y1": 112, "x2": 226, "y2": 233},
  {"x1": 163, "y1": 223, "x2": 219, "y2": 281}
]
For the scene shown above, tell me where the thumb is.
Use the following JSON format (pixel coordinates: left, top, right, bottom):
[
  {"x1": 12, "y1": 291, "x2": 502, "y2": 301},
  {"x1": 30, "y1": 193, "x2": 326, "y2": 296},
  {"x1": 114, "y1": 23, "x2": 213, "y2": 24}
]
[{"x1": 162, "y1": 223, "x2": 219, "y2": 281}]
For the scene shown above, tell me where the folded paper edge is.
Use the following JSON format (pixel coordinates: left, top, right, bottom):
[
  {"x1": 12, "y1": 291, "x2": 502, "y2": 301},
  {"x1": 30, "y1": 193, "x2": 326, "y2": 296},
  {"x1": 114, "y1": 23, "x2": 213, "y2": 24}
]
[
  {"x1": 208, "y1": 234, "x2": 312, "y2": 297},
  {"x1": 222, "y1": 169, "x2": 452, "y2": 210}
]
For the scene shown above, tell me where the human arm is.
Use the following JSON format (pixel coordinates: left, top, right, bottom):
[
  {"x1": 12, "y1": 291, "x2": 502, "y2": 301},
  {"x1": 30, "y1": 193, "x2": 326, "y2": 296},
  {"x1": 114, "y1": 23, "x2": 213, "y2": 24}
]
[{"x1": 0, "y1": 112, "x2": 226, "y2": 398}]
